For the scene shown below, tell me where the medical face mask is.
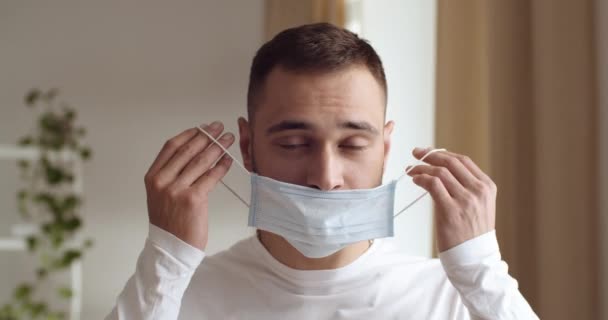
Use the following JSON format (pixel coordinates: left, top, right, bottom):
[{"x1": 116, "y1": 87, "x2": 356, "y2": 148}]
[{"x1": 197, "y1": 126, "x2": 444, "y2": 258}]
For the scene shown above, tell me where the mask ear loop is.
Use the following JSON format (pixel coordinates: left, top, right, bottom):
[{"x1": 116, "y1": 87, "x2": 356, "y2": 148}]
[
  {"x1": 197, "y1": 125, "x2": 250, "y2": 208},
  {"x1": 393, "y1": 148, "x2": 447, "y2": 218}
]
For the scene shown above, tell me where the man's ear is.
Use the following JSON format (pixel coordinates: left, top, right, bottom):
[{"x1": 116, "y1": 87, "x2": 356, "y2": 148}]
[
  {"x1": 383, "y1": 120, "x2": 395, "y2": 171},
  {"x1": 238, "y1": 117, "x2": 254, "y2": 172}
]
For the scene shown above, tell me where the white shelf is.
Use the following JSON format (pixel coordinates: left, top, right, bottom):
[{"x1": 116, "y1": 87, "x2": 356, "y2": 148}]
[
  {"x1": 0, "y1": 238, "x2": 27, "y2": 251},
  {"x1": 0, "y1": 145, "x2": 76, "y2": 160}
]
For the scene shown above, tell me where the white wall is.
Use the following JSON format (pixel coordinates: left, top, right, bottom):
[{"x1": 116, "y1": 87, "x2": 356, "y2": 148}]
[
  {"x1": 356, "y1": 0, "x2": 437, "y2": 257},
  {"x1": 597, "y1": 0, "x2": 608, "y2": 318},
  {"x1": 0, "y1": 1, "x2": 263, "y2": 318}
]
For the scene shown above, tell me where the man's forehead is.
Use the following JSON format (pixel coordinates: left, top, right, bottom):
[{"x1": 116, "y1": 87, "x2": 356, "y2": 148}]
[{"x1": 254, "y1": 67, "x2": 385, "y2": 126}]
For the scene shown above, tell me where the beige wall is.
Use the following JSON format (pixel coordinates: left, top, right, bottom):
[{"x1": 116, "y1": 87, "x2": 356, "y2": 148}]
[{"x1": 0, "y1": 1, "x2": 263, "y2": 318}]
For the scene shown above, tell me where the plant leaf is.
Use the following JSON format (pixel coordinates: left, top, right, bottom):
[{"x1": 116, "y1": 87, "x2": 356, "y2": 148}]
[
  {"x1": 57, "y1": 287, "x2": 72, "y2": 299},
  {"x1": 47, "y1": 311, "x2": 67, "y2": 320},
  {"x1": 25, "y1": 89, "x2": 41, "y2": 106},
  {"x1": 84, "y1": 238, "x2": 94, "y2": 249},
  {"x1": 13, "y1": 283, "x2": 32, "y2": 301},
  {"x1": 28, "y1": 302, "x2": 47, "y2": 317},
  {"x1": 17, "y1": 160, "x2": 30, "y2": 170},
  {"x1": 44, "y1": 165, "x2": 65, "y2": 185},
  {"x1": 17, "y1": 189, "x2": 28, "y2": 200},
  {"x1": 64, "y1": 108, "x2": 75, "y2": 121},
  {"x1": 18, "y1": 136, "x2": 33, "y2": 146},
  {"x1": 63, "y1": 217, "x2": 81, "y2": 232},
  {"x1": 62, "y1": 195, "x2": 80, "y2": 212},
  {"x1": 26, "y1": 236, "x2": 38, "y2": 252},
  {"x1": 44, "y1": 88, "x2": 59, "y2": 102},
  {"x1": 60, "y1": 249, "x2": 82, "y2": 267},
  {"x1": 79, "y1": 147, "x2": 91, "y2": 160},
  {"x1": 36, "y1": 268, "x2": 48, "y2": 279}
]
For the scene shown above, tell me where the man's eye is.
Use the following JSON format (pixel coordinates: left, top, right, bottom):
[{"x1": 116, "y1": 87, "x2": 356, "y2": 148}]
[
  {"x1": 279, "y1": 144, "x2": 308, "y2": 150},
  {"x1": 340, "y1": 145, "x2": 366, "y2": 150}
]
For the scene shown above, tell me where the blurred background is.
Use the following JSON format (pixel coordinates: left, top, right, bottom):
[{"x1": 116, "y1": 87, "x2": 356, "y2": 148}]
[{"x1": 0, "y1": 0, "x2": 605, "y2": 319}]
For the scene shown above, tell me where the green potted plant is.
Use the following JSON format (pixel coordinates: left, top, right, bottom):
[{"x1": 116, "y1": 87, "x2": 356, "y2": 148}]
[{"x1": 0, "y1": 89, "x2": 93, "y2": 320}]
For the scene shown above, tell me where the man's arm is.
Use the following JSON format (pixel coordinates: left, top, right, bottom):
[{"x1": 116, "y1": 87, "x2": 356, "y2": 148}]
[
  {"x1": 439, "y1": 230, "x2": 538, "y2": 319},
  {"x1": 106, "y1": 122, "x2": 234, "y2": 319},
  {"x1": 408, "y1": 148, "x2": 538, "y2": 318},
  {"x1": 106, "y1": 225, "x2": 204, "y2": 320}
]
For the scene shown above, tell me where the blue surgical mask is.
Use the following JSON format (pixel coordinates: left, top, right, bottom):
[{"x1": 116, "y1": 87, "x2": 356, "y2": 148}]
[{"x1": 198, "y1": 125, "x2": 444, "y2": 258}]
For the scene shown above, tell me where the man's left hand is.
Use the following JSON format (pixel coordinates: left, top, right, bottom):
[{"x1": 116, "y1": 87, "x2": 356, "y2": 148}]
[{"x1": 407, "y1": 148, "x2": 497, "y2": 253}]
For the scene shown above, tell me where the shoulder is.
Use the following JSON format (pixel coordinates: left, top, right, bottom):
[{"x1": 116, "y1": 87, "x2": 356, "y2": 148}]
[
  {"x1": 371, "y1": 240, "x2": 466, "y2": 311},
  {"x1": 197, "y1": 236, "x2": 260, "y2": 276},
  {"x1": 370, "y1": 239, "x2": 453, "y2": 287},
  {"x1": 182, "y1": 236, "x2": 260, "y2": 299},
  {"x1": 180, "y1": 237, "x2": 261, "y2": 318}
]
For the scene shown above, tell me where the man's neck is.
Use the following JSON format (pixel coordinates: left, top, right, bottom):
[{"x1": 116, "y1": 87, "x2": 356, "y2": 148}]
[{"x1": 257, "y1": 230, "x2": 372, "y2": 270}]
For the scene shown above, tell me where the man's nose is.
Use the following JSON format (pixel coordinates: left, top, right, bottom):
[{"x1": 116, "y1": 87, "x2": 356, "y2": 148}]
[{"x1": 306, "y1": 146, "x2": 344, "y2": 191}]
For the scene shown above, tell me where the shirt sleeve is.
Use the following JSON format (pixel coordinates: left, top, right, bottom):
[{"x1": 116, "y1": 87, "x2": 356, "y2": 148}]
[
  {"x1": 438, "y1": 230, "x2": 539, "y2": 320},
  {"x1": 105, "y1": 224, "x2": 205, "y2": 320}
]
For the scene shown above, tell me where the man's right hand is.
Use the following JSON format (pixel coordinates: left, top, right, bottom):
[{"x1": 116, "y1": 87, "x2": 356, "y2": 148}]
[{"x1": 144, "y1": 121, "x2": 235, "y2": 251}]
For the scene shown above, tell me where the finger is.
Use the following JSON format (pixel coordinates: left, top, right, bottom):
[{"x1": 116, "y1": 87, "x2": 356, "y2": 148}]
[
  {"x1": 411, "y1": 173, "x2": 453, "y2": 207},
  {"x1": 441, "y1": 150, "x2": 491, "y2": 182},
  {"x1": 176, "y1": 132, "x2": 235, "y2": 187},
  {"x1": 193, "y1": 154, "x2": 233, "y2": 193},
  {"x1": 156, "y1": 122, "x2": 224, "y2": 184},
  {"x1": 407, "y1": 165, "x2": 466, "y2": 198},
  {"x1": 147, "y1": 126, "x2": 201, "y2": 176},
  {"x1": 412, "y1": 148, "x2": 479, "y2": 189}
]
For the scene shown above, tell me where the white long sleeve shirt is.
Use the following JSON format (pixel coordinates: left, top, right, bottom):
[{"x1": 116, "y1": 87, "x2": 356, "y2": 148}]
[{"x1": 106, "y1": 224, "x2": 538, "y2": 319}]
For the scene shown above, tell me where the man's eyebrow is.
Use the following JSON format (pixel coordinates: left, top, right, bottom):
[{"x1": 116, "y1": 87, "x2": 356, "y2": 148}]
[
  {"x1": 265, "y1": 120, "x2": 379, "y2": 135},
  {"x1": 266, "y1": 120, "x2": 314, "y2": 135},
  {"x1": 339, "y1": 121, "x2": 379, "y2": 135}
]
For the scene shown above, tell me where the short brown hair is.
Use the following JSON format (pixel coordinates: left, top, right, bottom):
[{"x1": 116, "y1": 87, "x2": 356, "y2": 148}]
[{"x1": 246, "y1": 23, "x2": 387, "y2": 121}]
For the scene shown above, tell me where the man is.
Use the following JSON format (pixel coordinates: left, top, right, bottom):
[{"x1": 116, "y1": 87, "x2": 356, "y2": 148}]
[{"x1": 107, "y1": 23, "x2": 538, "y2": 319}]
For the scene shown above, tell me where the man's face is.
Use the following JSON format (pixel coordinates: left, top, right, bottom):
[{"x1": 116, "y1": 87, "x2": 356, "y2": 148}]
[{"x1": 238, "y1": 66, "x2": 394, "y2": 190}]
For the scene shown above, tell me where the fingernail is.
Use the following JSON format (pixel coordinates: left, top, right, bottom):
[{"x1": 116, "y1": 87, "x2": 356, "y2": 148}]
[
  {"x1": 413, "y1": 147, "x2": 423, "y2": 153},
  {"x1": 220, "y1": 132, "x2": 234, "y2": 141},
  {"x1": 210, "y1": 121, "x2": 222, "y2": 130}
]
